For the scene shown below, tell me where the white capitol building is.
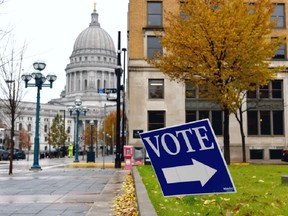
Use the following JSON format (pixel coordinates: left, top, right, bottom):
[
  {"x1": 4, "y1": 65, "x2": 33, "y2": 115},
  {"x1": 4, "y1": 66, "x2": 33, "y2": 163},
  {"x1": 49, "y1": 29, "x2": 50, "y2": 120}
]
[{"x1": 10, "y1": 7, "x2": 118, "y2": 151}]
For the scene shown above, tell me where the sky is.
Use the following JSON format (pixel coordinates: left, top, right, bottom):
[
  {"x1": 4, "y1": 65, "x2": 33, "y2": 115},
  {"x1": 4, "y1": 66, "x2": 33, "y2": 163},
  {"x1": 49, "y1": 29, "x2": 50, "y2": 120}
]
[{"x1": 0, "y1": 0, "x2": 129, "y2": 103}]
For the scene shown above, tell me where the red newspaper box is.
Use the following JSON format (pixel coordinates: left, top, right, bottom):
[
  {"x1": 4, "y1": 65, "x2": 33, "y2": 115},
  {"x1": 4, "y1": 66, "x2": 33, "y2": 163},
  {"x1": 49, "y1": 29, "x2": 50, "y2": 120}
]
[{"x1": 123, "y1": 145, "x2": 133, "y2": 169}]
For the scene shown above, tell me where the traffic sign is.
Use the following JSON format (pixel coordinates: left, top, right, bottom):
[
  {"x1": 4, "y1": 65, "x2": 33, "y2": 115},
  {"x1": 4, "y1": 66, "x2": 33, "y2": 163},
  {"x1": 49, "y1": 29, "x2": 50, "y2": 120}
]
[{"x1": 140, "y1": 119, "x2": 236, "y2": 197}]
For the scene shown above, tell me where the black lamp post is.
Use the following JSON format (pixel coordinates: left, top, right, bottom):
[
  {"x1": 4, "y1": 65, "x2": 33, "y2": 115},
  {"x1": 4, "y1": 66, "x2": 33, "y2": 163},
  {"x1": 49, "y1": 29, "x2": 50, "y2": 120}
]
[
  {"x1": 115, "y1": 31, "x2": 122, "y2": 168},
  {"x1": 121, "y1": 47, "x2": 127, "y2": 161},
  {"x1": 68, "y1": 99, "x2": 89, "y2": 163},
  {"x1": 21, "y1": 60, "x2": 57, "y2": 170},
  {"x1": 87, "y1": 120, "x2": 95, "y2": 162}
]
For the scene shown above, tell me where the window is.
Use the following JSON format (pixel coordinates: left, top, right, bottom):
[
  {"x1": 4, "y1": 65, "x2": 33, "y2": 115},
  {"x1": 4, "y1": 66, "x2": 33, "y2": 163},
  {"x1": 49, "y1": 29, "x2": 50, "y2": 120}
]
[
  {"x1": 273, "y1": 43, "x2": 286, "y2": 60},
  {"x1": 247, "y1": 111, "x2": 258, "y2": 135},
  {"x1": 28, "y1": 124, "x2": 32, "y2": 132},
  {"x1": 247, "y1": 80, "x2": 284, "y2": 136},
  {"x1": 247, "y1": 110, "x2": 283, "y2": 135},
  {"x1": 28, "y1": 117, "x2": 32, "y2": 121},
  {"x1": 149, "y1": 79, "x2": 164, "y2": 99},
  {"x1": 247, "y1": 80, "x2": 283, "y2": 99},
  {"x1": 147, "y1": 36, "x2": 162, "y2": 58},
  {"x1": 147, "y1": 2, "x2": 162, "y2": 26},
  {"x1": 67, "y1": 126, "x2": 71, "y2": 134},
  {"x1": 250, "y1": 149, "x2": 264, "y2": 159},
  {"x1": 186, "y1": 111, "x2": 196, "y2": 122},
  {"x1": 212, "y1": 111, "x2": 223, "y2": 135},
  {"x1": 185, "y1": 82, "x2": 208, "y2": 99},
  {"x1": 272, "y1": 37, "x2": 286, "y2": 60},
  {"x1": 186, "y1": 110, "x2": 223, "y2": 135},
  {"x1": 273, "y1": 111, "x2": 284, "y2": 135},
  {"x1": 18, "y1": 123, "x2": 22, "y2": 131},
  {"x1": 272, "y1": 80, "x2": 282, "y2": 98},
  {"x1": 44, "y1": 125, "x2": 48, "y2": 133},
  {"x1": 259, "y1": 85, "x2": 269, "y2": 98},
  {"x1": 148, "y1": 111, "x2": 165, "y2": 131},
  {"x1": 185, "y1": 82, "x2": 196, "y2": 98},
  {"x1": 271, "y1": 4, "x2": 285, "y2": 28}
]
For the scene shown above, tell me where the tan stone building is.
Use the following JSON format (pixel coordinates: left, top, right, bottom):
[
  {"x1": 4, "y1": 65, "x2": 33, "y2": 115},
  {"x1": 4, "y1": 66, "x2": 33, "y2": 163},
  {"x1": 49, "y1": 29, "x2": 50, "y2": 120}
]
[{"x1": 127, "y1": 0, "x2": 288, "y2": 162}]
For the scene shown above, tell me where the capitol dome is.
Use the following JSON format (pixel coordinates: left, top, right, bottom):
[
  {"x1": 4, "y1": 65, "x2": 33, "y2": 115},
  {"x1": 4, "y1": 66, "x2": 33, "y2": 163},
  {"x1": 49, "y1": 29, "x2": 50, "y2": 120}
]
[
  {"x1": 73, "y1": 26, "x2": 115, "y2": 52},
  {"x1": 62, "y1": 5, "x2": 117, "y2": 102},
  {"x1": 72, "y1": 7, "x2": 115, "y2": 56}
]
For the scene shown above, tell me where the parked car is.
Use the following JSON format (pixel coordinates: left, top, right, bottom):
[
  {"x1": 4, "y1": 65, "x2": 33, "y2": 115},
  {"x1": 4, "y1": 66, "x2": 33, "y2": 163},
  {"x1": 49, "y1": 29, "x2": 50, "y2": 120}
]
[
  {"x1": 0, "y1": 145, "x2": 6, "y2": 161},
  {"x1": 282, "y1": 149, "x2": 288, "y2": 162},
  {"x1": 2, "y1": 148, "x2": 26, "y2": 160}
]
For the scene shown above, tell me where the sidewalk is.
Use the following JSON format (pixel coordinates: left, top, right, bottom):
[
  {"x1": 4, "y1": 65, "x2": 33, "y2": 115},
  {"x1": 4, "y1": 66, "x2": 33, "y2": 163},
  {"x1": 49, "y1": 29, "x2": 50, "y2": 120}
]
[
  {"x1": 0, "y1": 154, "x2": 157, "y2": 216},
  {"x1": 0, "y1": 155, "x2": 128, "y2": 216}
]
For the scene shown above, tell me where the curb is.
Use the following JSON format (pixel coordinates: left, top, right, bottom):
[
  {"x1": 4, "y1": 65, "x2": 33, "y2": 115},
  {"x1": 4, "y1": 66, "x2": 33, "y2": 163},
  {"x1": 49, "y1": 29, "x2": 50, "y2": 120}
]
[
  {"x1": 68, "y1": 162, "x2": 125, "y2": 168},
  {"x1": 132, "y1": 166, "x2": 157, "y2": 216}
]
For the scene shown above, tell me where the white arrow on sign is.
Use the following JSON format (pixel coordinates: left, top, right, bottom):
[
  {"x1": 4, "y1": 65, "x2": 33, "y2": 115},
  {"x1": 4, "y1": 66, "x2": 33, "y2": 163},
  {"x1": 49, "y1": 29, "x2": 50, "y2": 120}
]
[{"x1": 162, "y1": 159, "x2": 217, "y2": 186}]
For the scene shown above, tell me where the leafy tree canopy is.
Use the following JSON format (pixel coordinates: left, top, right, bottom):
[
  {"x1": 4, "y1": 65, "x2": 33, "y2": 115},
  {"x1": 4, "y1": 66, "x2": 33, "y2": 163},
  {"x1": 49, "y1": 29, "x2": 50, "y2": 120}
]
[
  {"x1": 150, "y1": 0, "x2": 286, "y2": 112},
  {"x1": 48, "y1": 114, "x2": 67, "y2": 148}
]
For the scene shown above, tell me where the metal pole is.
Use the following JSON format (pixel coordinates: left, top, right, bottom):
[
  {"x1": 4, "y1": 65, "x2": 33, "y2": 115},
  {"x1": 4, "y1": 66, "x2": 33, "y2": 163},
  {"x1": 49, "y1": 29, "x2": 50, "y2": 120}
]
[
  {"x1": 115, "y1": 31, "x2": 122, "y2": 168},
  {"x1": 74, "y1": 110, "x2": 80, "y2": 162},
  {"x1": 90, "y1": 123, "x2": 93, "y2": 153},
  {"x1": 112, "y1": 124, "x2": 114, "y2": 155},
  {"x1": 96, "y1": 123, "x2": 98, "y2": 158},
  {"x1": 63, "y1": 110, "x2": 66, "y2": 156},
  {"x1": 31, "y1": 86, "x2": 41, "y2": 169},
  {"x1": 103, "y1": 104, "x2": 106, "y2": 169},
  {"x1": 121, "y1": 48, "x2": 127, "y2": 161}
]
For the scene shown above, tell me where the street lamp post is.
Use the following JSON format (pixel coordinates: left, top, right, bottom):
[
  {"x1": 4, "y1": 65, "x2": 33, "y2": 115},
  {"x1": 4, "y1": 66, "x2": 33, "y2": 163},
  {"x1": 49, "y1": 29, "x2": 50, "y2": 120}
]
[
  {"x1": 87, "y1": 120, "x2": 95, "y2": 162},
  {"x1": 121, "y1": 48, "x2": 127, "y2": 161},
  {"x1": 68, "y1": 99, "x2": 89, "y2": 163},
  {"x1": 21, "y1": 60, "x2": 57, "y2": 170},
  {"x1": 115, "y1": 31, "x2": 122, "y2": 168}
]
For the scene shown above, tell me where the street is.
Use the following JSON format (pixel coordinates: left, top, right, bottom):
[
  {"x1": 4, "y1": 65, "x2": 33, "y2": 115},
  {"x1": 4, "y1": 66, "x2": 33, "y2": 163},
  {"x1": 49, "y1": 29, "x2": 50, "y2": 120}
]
[{"x1": 0, "y1": 155, "x2": 128, "y2": 216}]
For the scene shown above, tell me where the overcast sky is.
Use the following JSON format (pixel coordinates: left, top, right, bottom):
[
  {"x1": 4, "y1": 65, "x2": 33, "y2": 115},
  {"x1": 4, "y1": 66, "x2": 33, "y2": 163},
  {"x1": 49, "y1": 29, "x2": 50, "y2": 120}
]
[{"x1": 0, "y1": 0, "x2": 129, "y2": 103}]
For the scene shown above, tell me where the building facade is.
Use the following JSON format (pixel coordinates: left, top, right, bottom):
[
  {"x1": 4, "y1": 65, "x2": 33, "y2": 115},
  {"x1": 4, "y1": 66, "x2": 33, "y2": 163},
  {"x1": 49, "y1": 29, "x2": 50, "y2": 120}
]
[{"x1": 127, "y1": 0, "x2": 288, "y2": 162}]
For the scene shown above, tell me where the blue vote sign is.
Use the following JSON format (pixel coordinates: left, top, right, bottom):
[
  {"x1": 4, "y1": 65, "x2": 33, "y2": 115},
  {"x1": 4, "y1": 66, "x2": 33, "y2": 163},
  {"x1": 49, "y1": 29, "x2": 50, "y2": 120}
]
[{"x1": 140, "y1": 119, "x2": 236, "y2": 197}]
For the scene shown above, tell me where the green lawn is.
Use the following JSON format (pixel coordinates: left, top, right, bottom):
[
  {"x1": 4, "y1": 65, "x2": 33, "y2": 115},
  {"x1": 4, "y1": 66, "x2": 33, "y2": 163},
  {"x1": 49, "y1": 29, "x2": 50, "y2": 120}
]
[{"x1": 137, "y1": 164, "x2": 288, "y2": 216}]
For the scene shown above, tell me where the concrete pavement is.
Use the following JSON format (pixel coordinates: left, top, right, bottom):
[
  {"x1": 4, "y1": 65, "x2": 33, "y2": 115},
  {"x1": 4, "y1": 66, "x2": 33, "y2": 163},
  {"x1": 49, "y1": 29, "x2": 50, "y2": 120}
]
[
  {"x1": 0, "y1": 154, "x2": 157, "y2": 216},
  {"x1": 0, "y1": 155, "x2": 128, "y2": 216}
]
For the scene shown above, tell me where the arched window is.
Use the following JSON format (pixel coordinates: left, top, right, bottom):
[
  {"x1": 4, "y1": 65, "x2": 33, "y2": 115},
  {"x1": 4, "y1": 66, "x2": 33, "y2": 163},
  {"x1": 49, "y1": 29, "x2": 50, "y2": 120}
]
[{"x1": 28, "y1": 124, "x2": 32, "y2": 132}]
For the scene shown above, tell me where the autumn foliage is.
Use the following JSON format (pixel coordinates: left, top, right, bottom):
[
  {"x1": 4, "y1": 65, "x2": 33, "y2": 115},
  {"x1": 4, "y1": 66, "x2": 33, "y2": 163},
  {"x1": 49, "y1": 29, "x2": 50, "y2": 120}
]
[
  {"x1": 151, "y1": 0, "x2": 285, "y2": 111},
  {"x1": 114, "y1": 172, "x2": 138, "y2": 216},
  {"x1": 149, "y1": 0, "x2": 287, "y2": 164},
  {"x1": 19, "y1": 129, "x2": 31, "y2": 150}
]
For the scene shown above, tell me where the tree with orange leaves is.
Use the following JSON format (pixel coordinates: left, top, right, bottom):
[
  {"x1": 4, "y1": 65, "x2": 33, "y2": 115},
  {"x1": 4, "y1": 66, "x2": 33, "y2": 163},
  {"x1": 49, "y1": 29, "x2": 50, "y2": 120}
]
[{"x1": 149, "y1": 0, "x2": 286, "y2": 164}]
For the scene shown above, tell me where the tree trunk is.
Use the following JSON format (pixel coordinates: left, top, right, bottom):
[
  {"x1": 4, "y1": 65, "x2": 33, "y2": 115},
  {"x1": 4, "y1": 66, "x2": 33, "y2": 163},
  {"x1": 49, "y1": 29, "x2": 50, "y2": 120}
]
[
  {"x1": 239, "y1": 106, "x2": 246, "y2": 163},
  {"x1": 223, "y1": 108, "x2": 230, "y2": 165},
  {"x1": 234, "y1": 105, "x2": 247, "y2": 163},
  {"x1": 9, "y1": 112, "x2": 15, "y2": 175}
]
